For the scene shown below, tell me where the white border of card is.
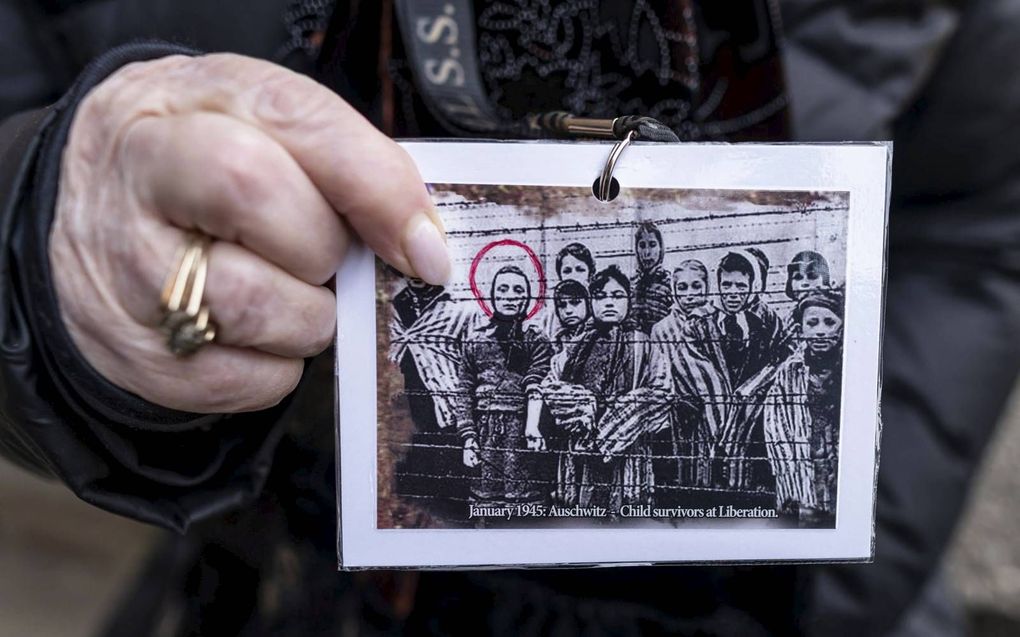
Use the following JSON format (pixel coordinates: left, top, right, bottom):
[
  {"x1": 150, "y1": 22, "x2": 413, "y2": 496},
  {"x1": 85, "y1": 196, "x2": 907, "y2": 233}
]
[{"x1": 336, "y1": 140, "x2": 891, "y2": 569}]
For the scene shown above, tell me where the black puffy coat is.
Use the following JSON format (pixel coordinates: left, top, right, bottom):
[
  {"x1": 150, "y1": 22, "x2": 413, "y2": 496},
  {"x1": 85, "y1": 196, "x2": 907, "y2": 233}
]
[{"x1": 2, "y1": 1, "x2": 1020, "y2": 635}]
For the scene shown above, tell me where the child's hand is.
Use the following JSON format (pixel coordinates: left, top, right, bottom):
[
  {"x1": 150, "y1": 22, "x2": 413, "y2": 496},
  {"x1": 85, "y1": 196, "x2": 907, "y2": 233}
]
[
  {"x1": 463, "y1": 438, "x2": 481, "y2": 468},
  {"x1": 525, "y1": 426, "x2": 546, "y2": 451}
]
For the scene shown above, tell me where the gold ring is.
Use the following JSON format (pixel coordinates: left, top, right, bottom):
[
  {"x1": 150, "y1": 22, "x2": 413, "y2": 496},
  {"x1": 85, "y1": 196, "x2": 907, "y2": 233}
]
[{"x1": 159, "y1": 232, "x2": 217, "y2": 356}]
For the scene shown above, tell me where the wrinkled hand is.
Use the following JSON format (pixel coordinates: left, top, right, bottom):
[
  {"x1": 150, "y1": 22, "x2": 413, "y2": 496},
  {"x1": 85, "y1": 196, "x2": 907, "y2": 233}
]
[
  {"x1": 51, "y1": 53, "x2": 450, "y2": 413},
  {"x1": 462, "y1": 439, "x2": 481, "y2": 469}
]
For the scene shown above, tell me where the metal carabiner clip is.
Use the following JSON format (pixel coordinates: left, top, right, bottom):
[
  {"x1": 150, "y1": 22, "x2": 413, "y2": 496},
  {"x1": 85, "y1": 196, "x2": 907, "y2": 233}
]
[{"x1": 596, "y1": 129, "x2": 637, "y2": 202}]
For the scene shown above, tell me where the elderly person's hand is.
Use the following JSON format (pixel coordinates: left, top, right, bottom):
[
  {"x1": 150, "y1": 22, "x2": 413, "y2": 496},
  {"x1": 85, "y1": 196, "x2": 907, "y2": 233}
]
[{"x1": 50, "y1": 53, "x2": 450, "y2": 413}]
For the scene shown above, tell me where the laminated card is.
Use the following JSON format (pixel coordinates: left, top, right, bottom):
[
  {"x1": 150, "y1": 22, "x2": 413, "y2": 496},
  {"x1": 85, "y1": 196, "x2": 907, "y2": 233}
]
[{"x1": 336, "y1": 140, "x2": 891, "y2": 569}]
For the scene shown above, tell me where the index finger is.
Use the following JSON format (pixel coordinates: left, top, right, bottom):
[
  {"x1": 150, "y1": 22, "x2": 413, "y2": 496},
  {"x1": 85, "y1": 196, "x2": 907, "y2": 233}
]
[{"x1": 176, "y1": 54, "x2": 451, "y2": 285}]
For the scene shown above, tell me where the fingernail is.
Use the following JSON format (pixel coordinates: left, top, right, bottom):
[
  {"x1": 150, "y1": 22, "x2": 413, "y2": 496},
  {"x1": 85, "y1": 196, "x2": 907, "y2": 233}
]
[
  {"x1": 424, "y1": 205, "x2": 447, "y2": 242},
  {"x1": 402, "y1": 213, "x2": 451, "y2": 285}
]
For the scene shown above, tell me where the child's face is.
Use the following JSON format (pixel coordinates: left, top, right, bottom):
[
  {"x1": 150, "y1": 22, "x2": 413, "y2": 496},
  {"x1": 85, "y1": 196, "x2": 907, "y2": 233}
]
[
  {"x1": 492, "y1": 272, "x2": 529, "y2": 317},
  {"x1": 555, "y1": 295, "x2": 588, "y2": 327},
  {"x1": 636, "y1": 230, "x2": 661, "y2": 271},
  {"x1": 789, "y1": 262, "x2": 825, "y2": 299},
  {"x1": 591, "y1": 279, "x2": 629, "y2": 324},
  {"x1": 559, "y1": 255, "x2": 591, "y2": 283},
  {"x1": 802, "y1": 306, "x2": 842, "y2": 354},
  {"x1": 673, "y1": 269, "x2": 708, "y2": 313},
  {"x1": 718, "y1": 270, "x2": 751, "y2": 313}
]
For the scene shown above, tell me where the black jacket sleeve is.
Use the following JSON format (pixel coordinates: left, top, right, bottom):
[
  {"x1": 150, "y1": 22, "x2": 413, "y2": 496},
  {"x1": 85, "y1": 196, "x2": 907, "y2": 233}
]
[
  {"x1": 783, "y1": 1, "x2": 1020, "y2": 636},
  {"x1": 780, "y1": 0, "x2": 962, "y2": 141},
  {"x1": 0, "y1": 42, "x2": 296, "y2": 533}
]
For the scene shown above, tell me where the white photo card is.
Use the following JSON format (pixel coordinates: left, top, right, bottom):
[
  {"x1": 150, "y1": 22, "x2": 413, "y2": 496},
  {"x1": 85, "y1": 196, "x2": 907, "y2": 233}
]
[{"x1": 336, "y1": 140, "x2": 891, "y2": 569}]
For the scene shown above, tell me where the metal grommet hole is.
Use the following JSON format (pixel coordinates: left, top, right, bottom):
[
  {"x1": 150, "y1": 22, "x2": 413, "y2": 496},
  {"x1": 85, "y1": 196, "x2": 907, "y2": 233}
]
[{"x1": 591, "y1": 176, "x2": 620, "y2": 202}]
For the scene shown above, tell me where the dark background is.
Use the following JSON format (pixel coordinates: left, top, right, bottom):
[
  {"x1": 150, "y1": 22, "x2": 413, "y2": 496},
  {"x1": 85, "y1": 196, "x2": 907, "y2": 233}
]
[{"x1": 2, "y1": 389, "x2": 1020, "y2": 635}]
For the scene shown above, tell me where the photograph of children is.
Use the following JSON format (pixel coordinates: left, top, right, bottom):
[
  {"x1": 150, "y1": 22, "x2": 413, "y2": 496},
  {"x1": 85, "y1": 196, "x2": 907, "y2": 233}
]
[{"x1": 375, "y1": 184, "x2": 849, "y2": 530}]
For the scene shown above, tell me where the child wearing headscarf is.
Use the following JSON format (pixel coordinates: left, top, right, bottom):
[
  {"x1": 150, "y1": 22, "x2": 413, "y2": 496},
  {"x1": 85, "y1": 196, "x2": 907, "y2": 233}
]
[
  {"x1": 678, "y1": 249, "x2": 791, "y2": 491},
  {"x1": 763, "y1": 288, "x2": 844, "y2": 525},
  {"x1": 455, "y1": 266, "x2": 553, "y2": 509}
]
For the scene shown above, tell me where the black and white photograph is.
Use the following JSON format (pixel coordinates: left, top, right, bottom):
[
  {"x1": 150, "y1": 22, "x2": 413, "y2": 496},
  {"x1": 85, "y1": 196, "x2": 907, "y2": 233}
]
[
  {"x1": 376, "y1": 182, "x2": 848, "y2": 530},
  {"x1": 337, "y1": 140, "x2": 887, "y2": 567}
]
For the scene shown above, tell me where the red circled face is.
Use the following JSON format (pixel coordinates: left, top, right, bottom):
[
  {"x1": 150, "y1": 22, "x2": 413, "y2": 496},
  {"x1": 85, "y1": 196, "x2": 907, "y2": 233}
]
[{"x1": 468, "y1": 239, "x2": 546, "y2": 320}]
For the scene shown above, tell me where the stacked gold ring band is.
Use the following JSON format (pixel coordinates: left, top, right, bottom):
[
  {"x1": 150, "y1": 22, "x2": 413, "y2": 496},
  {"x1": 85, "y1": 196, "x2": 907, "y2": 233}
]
[{"x1": 160, "y1": 232, "x2": 217, "y2": 356}]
